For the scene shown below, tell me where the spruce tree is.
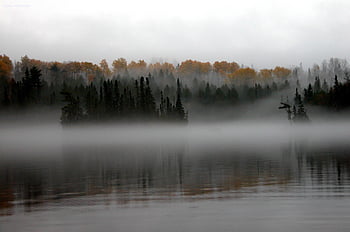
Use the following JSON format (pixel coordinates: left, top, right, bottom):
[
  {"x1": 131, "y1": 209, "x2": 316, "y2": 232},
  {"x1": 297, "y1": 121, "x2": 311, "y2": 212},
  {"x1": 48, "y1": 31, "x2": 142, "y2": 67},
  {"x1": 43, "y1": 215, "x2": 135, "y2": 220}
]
[
  {"x1": 139, "y1": 77, "x2": 146, "y2": 113},
  {"x1": 175, "y1": 79, "x2": 186, "y2": 121},
  {"x1": 60, "y1": 90, "x2": 84, "y2": 124},
  {"x1": 293, "y1": 88, "x2": 309, "y2": 122},
  {"x1": 134, "y1": 80, "x2": 139, "y2": 113},
  {"x1": 145, "y1": 77, "x2": 156, "y2": 117},
  {"x1": 113, "y1": 80, "x2": 120, "y2": 115}
]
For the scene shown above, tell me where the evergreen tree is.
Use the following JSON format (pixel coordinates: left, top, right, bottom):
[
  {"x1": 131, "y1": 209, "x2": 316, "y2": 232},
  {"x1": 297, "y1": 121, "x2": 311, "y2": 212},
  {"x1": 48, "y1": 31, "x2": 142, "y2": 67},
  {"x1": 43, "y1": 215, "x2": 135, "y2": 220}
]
[
  {"x1": 145, "y1": 77, "x2": 156, "y2": 116},
  {"x1": 22, "y1": 67, "x2": 32, "y2": 104},
  {"x1": 293, "y1": 88, "x2": 309, "y2": 122},
  {"x1": 294, "y1": 88, "x2": 302, "y2": 105},
  {"x1": 175, "y1": 79, "x2": 186, "y2": 121},
  {"x1": 304, "y1": 84, "x2": 313, "y2": 103},
  {"x1": 85, "y1": 84, "x2": 98, "y2": 120},
  {"x1": 159, "y1": 91, "x2": 165, "y2": 118},
  {"x1": 204, "y1": 83, "x2": 211, "y2": 104},
  {"x1": 139, "y1": 77, "x2": 146, "y2": 113},
  {"x1": 113, "y1": 80, "x2": 120, "y2": 115},
  {"x1": 228, "y1": 85, "x2": 239, "y2": 104},
  {"x1": 134, "y1": 80, "x2": 140, "y2": 113},
  {"x1": 20, "y1": 66, "x2": 43, "y2": 105},
  {"x1": 60, "y1": 90, "x2": 84, "y2": 124}
]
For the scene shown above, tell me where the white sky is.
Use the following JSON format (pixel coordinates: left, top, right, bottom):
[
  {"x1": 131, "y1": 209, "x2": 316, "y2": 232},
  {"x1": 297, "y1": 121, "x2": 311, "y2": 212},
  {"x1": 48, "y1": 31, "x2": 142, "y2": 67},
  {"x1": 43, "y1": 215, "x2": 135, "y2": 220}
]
[{"x1": 1, "y1": 0, "x2": 350, "y2": 68}]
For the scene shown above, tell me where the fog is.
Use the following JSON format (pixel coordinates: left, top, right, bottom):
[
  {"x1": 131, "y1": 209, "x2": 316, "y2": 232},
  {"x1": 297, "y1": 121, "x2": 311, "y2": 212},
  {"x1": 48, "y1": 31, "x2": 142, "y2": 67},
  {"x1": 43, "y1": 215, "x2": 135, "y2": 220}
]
[
  {"x1": 0, "y1": 81, "x2": 349, "y2": 148},
  {"x1": 2, "y1": 114, "x2": 350, "y2": 231},
  {"x1": 2, "y1": 0, "x2": 350, "y2": 68},
  {"x1": 1, "y1": 86, "x2": 349, "y2": 157},
  {"x1": 1, "y1": 119, "x2": 350, "y2": 156}
]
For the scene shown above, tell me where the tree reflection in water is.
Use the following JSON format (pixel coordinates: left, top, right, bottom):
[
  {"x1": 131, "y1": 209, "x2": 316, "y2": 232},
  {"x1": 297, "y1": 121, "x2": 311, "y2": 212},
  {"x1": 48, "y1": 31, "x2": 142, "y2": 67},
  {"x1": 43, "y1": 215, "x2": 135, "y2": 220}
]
[{"x1": 1, "y1": 139, "x2": 350, "y2": 216}]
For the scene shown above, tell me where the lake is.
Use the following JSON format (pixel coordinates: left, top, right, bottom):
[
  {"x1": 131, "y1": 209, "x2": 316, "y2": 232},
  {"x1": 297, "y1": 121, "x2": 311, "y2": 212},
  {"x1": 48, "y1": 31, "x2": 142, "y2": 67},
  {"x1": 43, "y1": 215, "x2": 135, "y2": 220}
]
[{"x1": 1, "y1": 121, "x2": 350, "y2": 232}]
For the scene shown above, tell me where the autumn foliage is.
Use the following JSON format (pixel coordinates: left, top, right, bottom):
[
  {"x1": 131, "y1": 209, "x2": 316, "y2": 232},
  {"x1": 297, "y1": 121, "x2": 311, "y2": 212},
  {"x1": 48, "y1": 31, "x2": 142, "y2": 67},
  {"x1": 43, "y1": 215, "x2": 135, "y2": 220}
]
[
  {"x1": 127, "y1": 60, "x2": 147, "y2": 70},
  {"x1": 213, "y1": 61, "x2": 239, "y2": 76},
  {"x1": 228, "y1": 67, "x2": 257, "y2": 80},
  {"x1": 112, "y1": 58, "x2": 127, "y2": 73},
  {"x1": 0, "y1": 55, "x2": 13, "y2": 80},
  {"x1": 149, "y1": 62, "x2": 175, "y2": 72},
  {"x1": 272, "y1": 66, "x2": 291, "y2": 79},
  {"x1": 100, "y1": 59, "x2": 111, "y2": 77},
  {"x1": 259, "y1": 69, "x2": 273, "y2": 79},
  {"x1": 178, "y1": 60, "x2": 211, "y2": 75},
  {"x1": 0, "y1": 54, "x2": 294, "y2": 86}
]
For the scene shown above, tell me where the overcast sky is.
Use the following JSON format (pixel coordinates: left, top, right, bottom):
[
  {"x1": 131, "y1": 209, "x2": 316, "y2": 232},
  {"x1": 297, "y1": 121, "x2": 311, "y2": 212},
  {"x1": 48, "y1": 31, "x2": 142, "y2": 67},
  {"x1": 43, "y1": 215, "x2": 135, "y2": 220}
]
[{"x1": 1, "y1": 0, "x2": 350, "y2": 68}]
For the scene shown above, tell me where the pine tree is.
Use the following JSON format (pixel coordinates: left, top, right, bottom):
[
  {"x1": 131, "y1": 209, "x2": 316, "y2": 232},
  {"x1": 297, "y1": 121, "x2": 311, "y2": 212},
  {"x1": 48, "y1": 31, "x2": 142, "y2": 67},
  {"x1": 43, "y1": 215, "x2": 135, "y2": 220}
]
[
  {"x1": 145, "y1": 77, "x2": 156, "y2": 117},
  {"x1": 294, "y1": 88, "x2": 302, "y2": 105},
  {"x1": 60, "y1": 90, "x2": 84, "y2": 124},
  {"x1": 175, "y1": 79, "x2": 186, "y2": 121},
  {"x1": 139, "y1": 77, "x2": 146, "y2": 113},
  {"x1": 129, "y1": 90, "x2": 135, "y2": 114},
  {"x1": 293, "y1": 88, "x2": 309, "y2": 122},
  {"x1": 22, "y1": 67, "x2": 32, "y2": 104},
  {"x1": 159, "y1": 91, "x2": 165, "y2": 118},
  {"x1": 31, "y1": 66, "x2": 42, "y2": 103},
  {"x1": 204, "y1": 83, "x2": 211, "y2": 104},
  {"x1": 134, "y1": 80, "x2": 139, "y2": 113},
  {"x1": 113, "y1": 80, "x2": 120, "y2": 115},
  {"x1": 85, "y1": 84, "x2": 98, "y2": 120},
  {"x1": 304, "y1": 84, "x2": 313, "y2": 103}
]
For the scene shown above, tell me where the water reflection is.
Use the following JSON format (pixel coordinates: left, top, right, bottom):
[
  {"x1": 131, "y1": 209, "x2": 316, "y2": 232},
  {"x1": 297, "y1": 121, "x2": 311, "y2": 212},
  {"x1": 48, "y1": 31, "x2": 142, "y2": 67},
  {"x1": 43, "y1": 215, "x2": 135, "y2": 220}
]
[{"x1": 1, "y1": 139, "x2": 350, "y2": 216}]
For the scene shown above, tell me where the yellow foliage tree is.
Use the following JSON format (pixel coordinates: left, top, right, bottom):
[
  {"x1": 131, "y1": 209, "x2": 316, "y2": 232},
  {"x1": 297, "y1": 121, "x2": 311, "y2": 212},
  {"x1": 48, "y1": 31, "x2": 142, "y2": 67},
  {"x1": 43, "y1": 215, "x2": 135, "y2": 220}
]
[
  {"x1": 65, "y1": 62, "x2": 82, "y2": 73},
  {"x1": 149, "y1": 62, "x2": 175, "y2": 72},
  {"x1": 259, "y1": 69, "x2": 273, "y2": 79},
  {"x1": 20, "y1": 55, "x2": 49, "y2": 73},
  {"x1": 128, "y1": 60, "x2": 147, "y2": 70},
  {"x1": 81, "y1": 62, "x2": 100, "y2": 82},
  {"x1": 178, "y1": 60, "x2": 211, "y2": 75},
  {"x1": 213, "y1": 61, "x2": 239, "y2": 76},
  {"x1": 112, "y1": 58, "x2": 127, "y2": 73},
  {"x1": 199, "y1": 62, "x2": 211, "y2": 74},
  {"x1": 228, "y1": 67, "x2": 257, "y2": 80},
  {"x1": 64, "y1": 61, "x2": 82, "y2": 79},
  {"x1": 0, "y1": 54, "x2": 13, "y2": 80},
  {"x1": 272, "y1": 66, "x2": 291, "y2": 79},
  {"x1": 100, "y1": 59, "x2": 111, "y2": 77}
]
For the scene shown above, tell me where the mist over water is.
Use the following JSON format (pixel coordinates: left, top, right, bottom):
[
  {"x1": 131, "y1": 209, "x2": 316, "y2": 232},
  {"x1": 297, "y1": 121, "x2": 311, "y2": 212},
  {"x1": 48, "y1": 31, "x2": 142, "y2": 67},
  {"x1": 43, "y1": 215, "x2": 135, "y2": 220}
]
[
  {"x1": 1, "y1": 119, "x2": 350, "y2": 231},
  {"x1": 1, "y1": 119, "x2": 350, "y2": 154}
]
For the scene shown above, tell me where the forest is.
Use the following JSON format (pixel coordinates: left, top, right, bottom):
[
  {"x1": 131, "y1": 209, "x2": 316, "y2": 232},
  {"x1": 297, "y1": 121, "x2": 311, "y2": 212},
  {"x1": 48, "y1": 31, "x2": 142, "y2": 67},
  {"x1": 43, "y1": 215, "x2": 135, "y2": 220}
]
[{"x1": 1, "y1": 54, "x2": 350, "y2": 124}]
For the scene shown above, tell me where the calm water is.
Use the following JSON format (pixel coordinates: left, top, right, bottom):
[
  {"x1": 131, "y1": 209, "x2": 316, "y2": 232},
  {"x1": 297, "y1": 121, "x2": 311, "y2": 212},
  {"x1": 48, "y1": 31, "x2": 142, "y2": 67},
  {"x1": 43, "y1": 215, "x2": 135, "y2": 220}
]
[{"x1": 1, "y1": 122, "x2": 350, "y2": 231}]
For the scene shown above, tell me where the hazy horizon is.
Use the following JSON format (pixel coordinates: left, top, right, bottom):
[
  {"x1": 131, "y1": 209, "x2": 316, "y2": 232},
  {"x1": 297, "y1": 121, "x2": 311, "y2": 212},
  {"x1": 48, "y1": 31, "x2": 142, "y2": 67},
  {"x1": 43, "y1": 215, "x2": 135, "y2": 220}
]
[{"x1": 2, "y1": 0, "x2": 350, "y2": 69}]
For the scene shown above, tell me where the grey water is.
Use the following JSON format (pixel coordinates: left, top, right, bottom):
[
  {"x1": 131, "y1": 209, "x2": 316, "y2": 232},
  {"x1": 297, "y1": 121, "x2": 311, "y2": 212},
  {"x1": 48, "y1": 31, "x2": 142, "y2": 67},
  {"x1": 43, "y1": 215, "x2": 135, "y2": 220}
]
[{"x1": 1, "y1": 121, "x2": 350, "y2": 232}]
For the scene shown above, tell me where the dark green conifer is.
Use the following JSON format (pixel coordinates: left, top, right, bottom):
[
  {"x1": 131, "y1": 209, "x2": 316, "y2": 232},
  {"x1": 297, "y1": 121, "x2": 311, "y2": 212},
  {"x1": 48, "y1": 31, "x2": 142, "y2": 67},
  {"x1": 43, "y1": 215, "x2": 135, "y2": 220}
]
[
  {"x1": 175, "y1": 79, "x2": 186, "y2": 121},
  {"x1": 60, "y1": 90, "x2": 84, "y2": 124}
]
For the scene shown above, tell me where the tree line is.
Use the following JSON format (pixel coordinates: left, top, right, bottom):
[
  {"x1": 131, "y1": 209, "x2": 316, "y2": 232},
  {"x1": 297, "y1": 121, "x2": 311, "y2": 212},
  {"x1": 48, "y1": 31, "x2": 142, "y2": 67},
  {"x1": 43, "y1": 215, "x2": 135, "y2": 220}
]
[
  {"x1": 302, "y1": 75, "x2": 350, "y2": 110},
  {"x1": 3, "y1": 54, "x2": 350, "y2": 124},
  {"x1": 60, "y1": 77, "x2": 186, "y2": 124}
]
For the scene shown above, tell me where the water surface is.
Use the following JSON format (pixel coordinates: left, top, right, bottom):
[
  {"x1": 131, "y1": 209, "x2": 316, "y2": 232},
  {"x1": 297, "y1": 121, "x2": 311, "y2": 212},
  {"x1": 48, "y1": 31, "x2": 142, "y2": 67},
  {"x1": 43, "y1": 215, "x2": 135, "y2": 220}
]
[{"x1": 1, "y1": 122, "x2": 350, "y2": 231}]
